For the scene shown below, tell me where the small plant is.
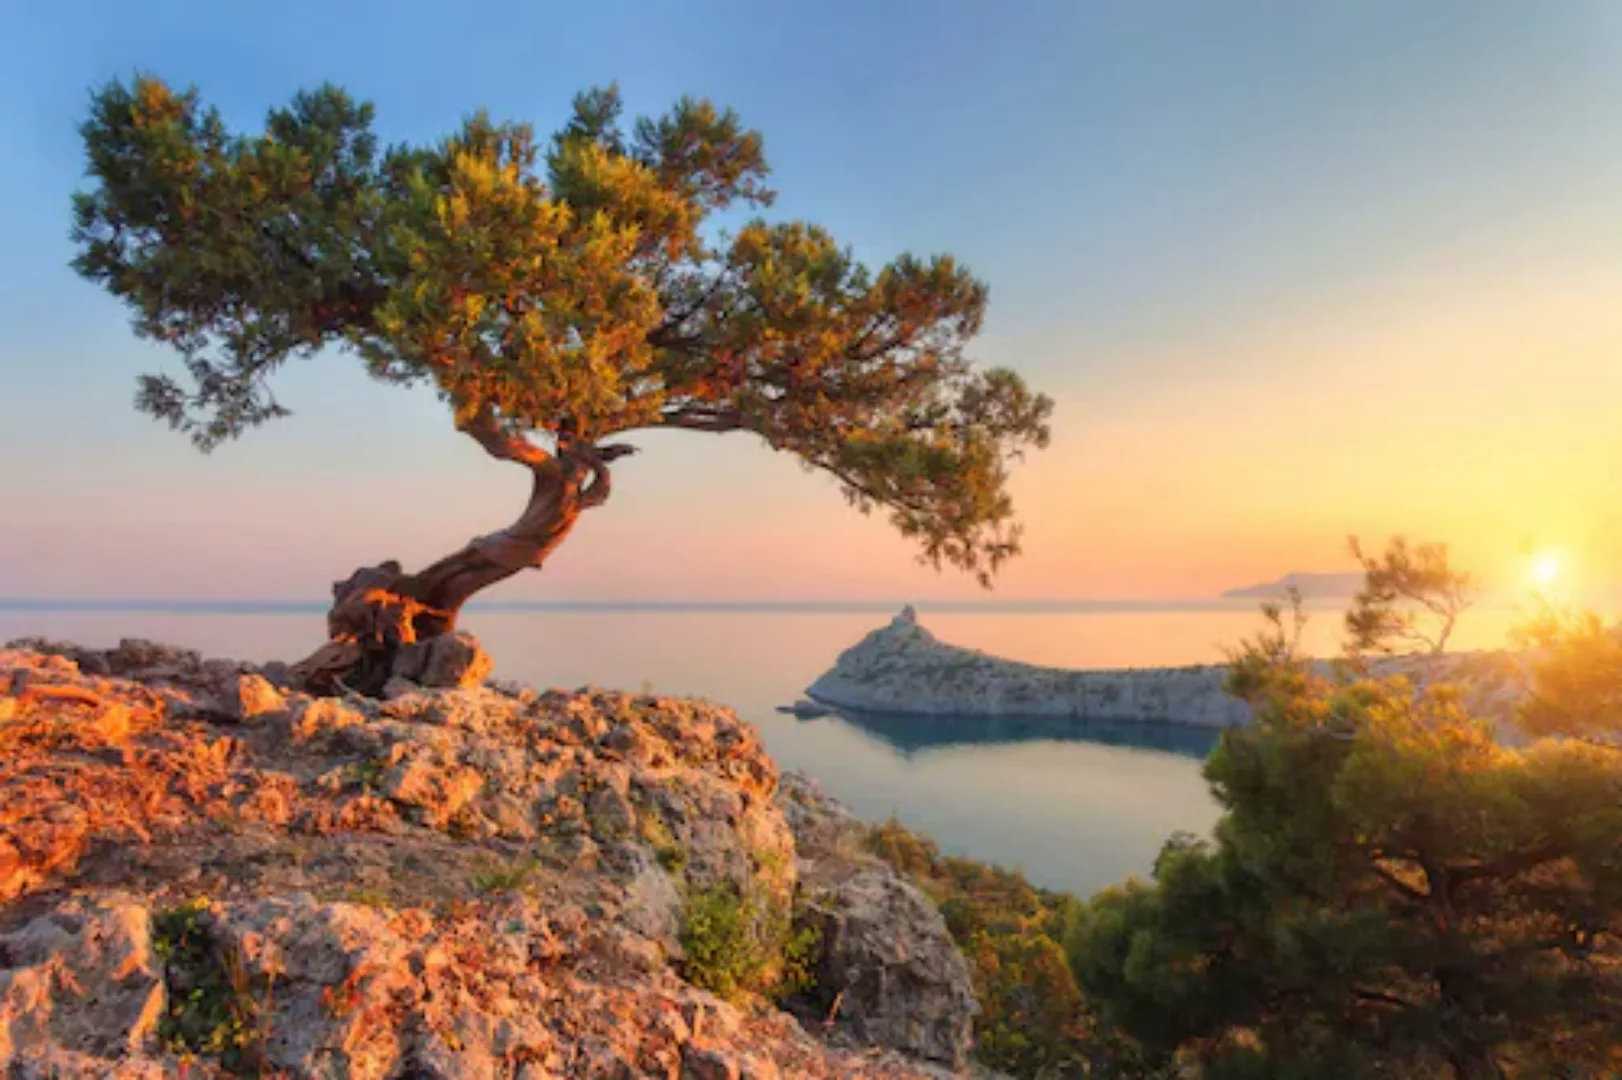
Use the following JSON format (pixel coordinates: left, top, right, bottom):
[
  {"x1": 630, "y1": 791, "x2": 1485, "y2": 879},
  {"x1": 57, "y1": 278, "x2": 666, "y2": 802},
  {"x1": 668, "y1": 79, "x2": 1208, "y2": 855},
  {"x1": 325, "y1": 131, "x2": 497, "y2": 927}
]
[
  {"x1": 677, "y1": 880, "x2": 819, "y2": 1003},
  {"x1": 637, "y1": 810, "x2": 687, "y2": 875},
  {"x1": 345, "y1": 886, "x2": 391, "y2": 909},
  {"x1": 152, "y1": 898, "x2": 268, "y2": 1072},
  {"x1": 470, "y1": 855, "x2": 540, "y2": 894},
  {"x1": 655, "y1": 845, "x2": 688, "y2": 875},
  {"x1": 345, "y1": 757, "x2": 388, "y2": 790}
]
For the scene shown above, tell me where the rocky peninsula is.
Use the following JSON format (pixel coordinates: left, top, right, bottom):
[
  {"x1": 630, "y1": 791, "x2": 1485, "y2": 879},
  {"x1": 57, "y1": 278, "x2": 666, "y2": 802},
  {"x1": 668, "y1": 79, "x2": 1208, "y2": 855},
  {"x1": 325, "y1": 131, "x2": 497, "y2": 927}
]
[
  {"x1": 0, "y1": 636, "x2": 989, "y2": 1078},
  {"x1": 807, "y1": 607, "x2": 1530, "y2": 728},
  {"x1": 807, "y1": 607, "x2": 1251, "y2": 727}
]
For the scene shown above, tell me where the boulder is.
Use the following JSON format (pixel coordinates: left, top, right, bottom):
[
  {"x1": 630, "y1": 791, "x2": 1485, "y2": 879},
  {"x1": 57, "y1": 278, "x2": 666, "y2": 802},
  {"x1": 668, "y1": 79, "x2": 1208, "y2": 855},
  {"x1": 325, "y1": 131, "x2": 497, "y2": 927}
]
[
  {"x1": 219, "y1": 672, "x2": 287, "y2": 721},
  {"x1": 0, "y1": 897, "x2": 167, "y2": 1071},
  {"x1": 808, "y1": 871, "x2": 978, "y2": 1068},
  {"x1": 392, "y1": 631, "x2": 493, "y2": 690}
]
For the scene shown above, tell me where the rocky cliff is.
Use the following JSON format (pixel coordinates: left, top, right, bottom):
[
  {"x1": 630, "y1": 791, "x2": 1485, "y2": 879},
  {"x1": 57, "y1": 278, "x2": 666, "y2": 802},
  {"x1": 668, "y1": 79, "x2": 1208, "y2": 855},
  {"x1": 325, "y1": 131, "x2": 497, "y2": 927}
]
[
  {"x1": 807, "y1": 608, "x2": 1251, "y2": 726},
  {"x1": 806, "y1": 608, "x2": 1531, "y2": 728},
  {"x1": 0, "y1": 637, "x2": 986, "y2": 1079}
]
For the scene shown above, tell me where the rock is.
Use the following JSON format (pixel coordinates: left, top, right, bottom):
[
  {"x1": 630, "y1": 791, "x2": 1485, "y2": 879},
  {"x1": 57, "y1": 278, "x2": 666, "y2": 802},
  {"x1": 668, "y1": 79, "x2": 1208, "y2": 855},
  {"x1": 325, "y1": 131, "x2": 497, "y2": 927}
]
[
  {"x1": 776, "y1": 772, "x2": 866, "y2": 867},
  {"x1": 808, "y1": 870, "x2": 978, "y2": 1068},
  {"x1": 806, "y1": 608, "x2": 1253, "y2": 725},
  {"x1": 381, "y1": 676, "x2": 419, "y2": 700},
  {"x1": 380, "y1": 752, "x2": 485, "y2": 828},
  {"x1": 393, "y1": 631, "x2": 492, "y2": 690},
  {"x1": 587, "y1": 786, "x2": 637, "y2": 840},
  {"x1": 776, "y1": 699, "x2": 835, "y2": 720},
  {"x1": 220, "y1": 672, "x2": 286, "y2": 721},
  {"x1": 288, "y1": 695, "x2": 368, "y2": 744},
  {"x1": 683, "y1": 1043, "x2": 742, "y2": 1080},
  {"x1": 0, "y1": 897, "x2": 166, "y2": 1067},
  {"x1": 106, "y1": 638, "x2": 204, "y2": 679},
  {"x1": 0, "y1": 640, "x2": 968, "y2": 1080}
]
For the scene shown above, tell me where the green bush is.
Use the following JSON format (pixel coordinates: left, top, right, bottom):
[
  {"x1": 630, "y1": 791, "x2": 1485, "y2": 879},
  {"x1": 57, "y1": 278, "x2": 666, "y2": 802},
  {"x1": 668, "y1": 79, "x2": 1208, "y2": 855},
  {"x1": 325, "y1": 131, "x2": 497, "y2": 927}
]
[
  {"x1": 865, "y1": 818, "x2": 1121, "y2": 1078},
  {"x1": 678, "y1": 880, "x2": 818, "y2": 1003}
]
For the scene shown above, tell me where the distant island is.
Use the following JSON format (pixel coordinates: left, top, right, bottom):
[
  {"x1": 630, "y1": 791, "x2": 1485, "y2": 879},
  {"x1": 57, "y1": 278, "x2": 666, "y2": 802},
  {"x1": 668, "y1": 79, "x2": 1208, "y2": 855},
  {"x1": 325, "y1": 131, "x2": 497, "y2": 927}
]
[
  {"x1": 1220, "y1": 571, "x2": 1364, "y2": 600},
  {"x1": 806, "y1": 607, "x2": 1529, "y2": 729}
]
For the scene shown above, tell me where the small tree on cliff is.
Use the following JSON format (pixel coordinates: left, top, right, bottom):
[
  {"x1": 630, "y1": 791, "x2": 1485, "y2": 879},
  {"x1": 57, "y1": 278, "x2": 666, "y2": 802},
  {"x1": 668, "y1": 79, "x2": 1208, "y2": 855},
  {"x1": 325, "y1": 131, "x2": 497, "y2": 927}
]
[{"x1": 71, "y1": 77, "x2": 1052, "y2": 692}]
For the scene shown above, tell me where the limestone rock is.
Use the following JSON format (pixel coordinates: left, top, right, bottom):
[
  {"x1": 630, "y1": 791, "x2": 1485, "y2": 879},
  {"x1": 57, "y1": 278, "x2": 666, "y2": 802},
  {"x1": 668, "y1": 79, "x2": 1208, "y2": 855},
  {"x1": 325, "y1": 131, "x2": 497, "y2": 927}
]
[
  {"x1": 0, "y1": 897, "x2": 166, "y2": 1069},
  {"x1": 392, "y1": 631, "x2": 492, "y2": 690},
  {"x1": 0, "y1": 641, "x2": 968, "y2": 1080},
  {"x1": 808, "y1": 870, "x2": 978, "y2": 1068},
  {"x1": 220, "y1": 672, "x2": 287, "y2": 721}
]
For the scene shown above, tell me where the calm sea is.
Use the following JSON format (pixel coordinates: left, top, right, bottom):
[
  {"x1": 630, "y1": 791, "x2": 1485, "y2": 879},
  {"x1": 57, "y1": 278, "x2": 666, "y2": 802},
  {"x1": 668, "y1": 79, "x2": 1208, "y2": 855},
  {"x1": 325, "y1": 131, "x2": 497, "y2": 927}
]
[{"x1": 0, "y1": 601, "x2": 1525, "y2": 896}]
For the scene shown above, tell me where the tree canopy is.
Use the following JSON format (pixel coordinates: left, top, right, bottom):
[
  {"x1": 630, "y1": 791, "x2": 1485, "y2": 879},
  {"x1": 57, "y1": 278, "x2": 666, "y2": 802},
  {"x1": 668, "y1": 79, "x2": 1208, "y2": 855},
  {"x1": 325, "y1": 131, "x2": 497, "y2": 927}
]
[
  {"x1": 71, "y1": 76, "x2": 1051, "y2": 584},
  {"x1": 1066, "y1": 542, "x2": 1622, "y2": 1078}
]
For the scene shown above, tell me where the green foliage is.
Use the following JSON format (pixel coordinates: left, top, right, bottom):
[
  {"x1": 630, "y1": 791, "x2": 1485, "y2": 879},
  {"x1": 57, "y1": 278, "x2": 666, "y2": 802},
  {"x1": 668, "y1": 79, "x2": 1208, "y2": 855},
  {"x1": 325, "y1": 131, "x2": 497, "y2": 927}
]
[
  {"x1": 1067, "y1": 595, "x2": 1622, "y2": 1078},
  {"x1": 469, "y1": 854, "x2": 540, "y2": 893},
  {"x1": 636, "y1": 809, "x2": 687, "y2": 874},
  {"x1": 72, "y1": 76, "x2": 1051, "y2": 583},
  {"x1": 345, "y1": 757, "x2": 387, "y2": 790},
  {"x1": 677, "y1": 880, "x2": 817, "y2": 1003},
  {"x1": 1345, "y1": 535, "x2": 1477, "y2": 657},
  {"x1": 864, "y1": 818, "x2": 1146, "y2": 1077},
  {"x1": 152, "y1": 899, "x2": 266, "y2": 1071}
]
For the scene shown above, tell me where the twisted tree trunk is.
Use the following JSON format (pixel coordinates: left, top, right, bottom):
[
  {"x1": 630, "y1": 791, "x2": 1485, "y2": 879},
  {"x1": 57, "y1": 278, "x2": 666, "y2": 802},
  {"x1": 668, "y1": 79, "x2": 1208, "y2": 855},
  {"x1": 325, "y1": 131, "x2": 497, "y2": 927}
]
[{"x1": 291, "y1": 424, "x2": 629, "y2": 695}]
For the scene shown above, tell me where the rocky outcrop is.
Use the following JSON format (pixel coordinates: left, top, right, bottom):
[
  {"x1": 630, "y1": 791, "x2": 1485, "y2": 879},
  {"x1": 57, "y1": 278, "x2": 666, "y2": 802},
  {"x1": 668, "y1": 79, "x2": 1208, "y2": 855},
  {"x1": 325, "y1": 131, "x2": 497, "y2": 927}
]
[
  {"x1": 806, "y1": 607, "x2": 1533, "y2": 729},
  {"x1": 806, "y1": 608, "x2": 1251, "y2": 726},
  {"x1": 777, "y1": 773, "x2": 979, "y2": 1069},
  {"x1": 0, "y1": 638, "x2": 976, "y2": 1079}
]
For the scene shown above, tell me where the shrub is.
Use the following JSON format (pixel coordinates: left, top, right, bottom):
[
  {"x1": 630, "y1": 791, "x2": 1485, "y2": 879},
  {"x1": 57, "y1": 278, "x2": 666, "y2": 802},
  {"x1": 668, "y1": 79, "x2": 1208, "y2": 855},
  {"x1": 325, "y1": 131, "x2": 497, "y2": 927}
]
[
  {"x1": 469, "y1": 855, "x2": 540, "y2": 893},
  {"x1": 678, "y1": 880, "x2": 818, "y2": 1003},
  {"x1": 865, "y1": 817, "x2": 1107, "y2": 1077}
]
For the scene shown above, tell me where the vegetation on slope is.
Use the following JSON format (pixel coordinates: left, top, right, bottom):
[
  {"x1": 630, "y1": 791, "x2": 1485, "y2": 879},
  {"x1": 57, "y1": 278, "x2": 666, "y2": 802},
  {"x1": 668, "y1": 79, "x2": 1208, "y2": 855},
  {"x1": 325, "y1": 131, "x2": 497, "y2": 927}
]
[{"x1": 876, "y1": 537, "x2": 1622, "y2": 1079}]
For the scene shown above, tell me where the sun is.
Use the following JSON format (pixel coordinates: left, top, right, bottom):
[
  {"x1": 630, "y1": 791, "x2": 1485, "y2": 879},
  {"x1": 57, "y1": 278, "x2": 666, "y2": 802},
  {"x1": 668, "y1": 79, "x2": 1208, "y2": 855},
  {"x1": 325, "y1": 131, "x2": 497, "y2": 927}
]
[{"x1": 1529, "y1": 552, "x2": 1562, "y2": 588}]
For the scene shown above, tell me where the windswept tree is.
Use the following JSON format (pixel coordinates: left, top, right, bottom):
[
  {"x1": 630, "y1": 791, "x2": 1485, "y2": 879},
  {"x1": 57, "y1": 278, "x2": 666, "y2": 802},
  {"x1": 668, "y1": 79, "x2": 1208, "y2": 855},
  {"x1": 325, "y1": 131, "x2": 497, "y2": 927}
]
[
  {"x1": 1345, "y1": 536, "x2": 1477, "y2": 658},
  {"x1": 71, "y1": 77, "x2": 1052, "y2": 692}
]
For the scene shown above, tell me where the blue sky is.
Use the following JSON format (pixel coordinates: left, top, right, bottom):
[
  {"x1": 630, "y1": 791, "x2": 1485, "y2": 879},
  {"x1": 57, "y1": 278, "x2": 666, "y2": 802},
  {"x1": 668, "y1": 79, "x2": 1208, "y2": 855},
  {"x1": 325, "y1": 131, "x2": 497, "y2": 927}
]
[{"x1": 3, "y1": 1, "x2": 1620, "y2": 601}]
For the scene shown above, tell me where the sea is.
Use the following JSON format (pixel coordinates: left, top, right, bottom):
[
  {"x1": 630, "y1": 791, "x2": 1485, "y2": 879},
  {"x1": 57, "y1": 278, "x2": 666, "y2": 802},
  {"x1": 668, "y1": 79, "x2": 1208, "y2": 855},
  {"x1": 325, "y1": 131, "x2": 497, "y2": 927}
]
[{"x1": 0, "y1": 599, "x2": 1530, "y2": 897}]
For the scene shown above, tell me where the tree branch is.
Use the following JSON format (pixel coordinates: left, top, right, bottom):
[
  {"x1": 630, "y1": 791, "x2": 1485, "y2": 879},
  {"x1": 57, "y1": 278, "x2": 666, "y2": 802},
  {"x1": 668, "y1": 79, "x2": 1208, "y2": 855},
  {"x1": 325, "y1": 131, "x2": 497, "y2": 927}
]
[
  {"x1": 1367, "y1": 860, "x2": 1431, "y2": 905},
  {"x1": 1352, "y1": 987, "x2": 1425, "y2": 1011},
  {"x1": 457, "y1": 409, "x2": 551, "y2": 467},
  {"x1": 566, "y1": 442, "x2": 637, "y2": 509}
]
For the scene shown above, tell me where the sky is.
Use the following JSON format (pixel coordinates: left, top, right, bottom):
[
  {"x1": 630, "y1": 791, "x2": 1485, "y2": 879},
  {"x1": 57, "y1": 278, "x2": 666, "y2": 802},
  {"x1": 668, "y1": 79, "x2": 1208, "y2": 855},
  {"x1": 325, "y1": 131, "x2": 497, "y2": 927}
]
[{"x1": 1, "y1": 0, "x2": 1620, "y2": 603}]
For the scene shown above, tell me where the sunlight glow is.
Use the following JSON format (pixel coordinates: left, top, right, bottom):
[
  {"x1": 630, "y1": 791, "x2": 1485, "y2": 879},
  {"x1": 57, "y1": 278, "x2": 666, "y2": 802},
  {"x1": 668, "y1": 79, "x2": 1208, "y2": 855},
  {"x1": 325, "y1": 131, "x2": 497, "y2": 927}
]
[{"x1": 1530, "y1": 552, "x2": 1563, "y2": 588}]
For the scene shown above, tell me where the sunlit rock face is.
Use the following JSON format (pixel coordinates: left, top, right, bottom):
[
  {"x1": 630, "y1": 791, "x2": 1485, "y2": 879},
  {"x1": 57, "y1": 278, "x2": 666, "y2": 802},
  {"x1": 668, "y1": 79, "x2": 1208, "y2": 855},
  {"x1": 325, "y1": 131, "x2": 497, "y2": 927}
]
[
  {"x1": 0, "y1": 639, "x2": 973, "y2": 1080},
  {"x1": 807, "y1": 608, "x2": 1533, "y2": 730},
  {"x1": 807, "y1": 607, "x2": 1251, "y2": 727}
]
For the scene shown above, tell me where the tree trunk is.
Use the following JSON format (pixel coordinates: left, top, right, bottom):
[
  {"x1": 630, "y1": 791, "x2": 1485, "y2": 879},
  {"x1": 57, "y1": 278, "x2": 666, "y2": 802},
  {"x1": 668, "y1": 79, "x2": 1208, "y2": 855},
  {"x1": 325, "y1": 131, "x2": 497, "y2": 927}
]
[{"x1": 291, "y1": 456, "x2": 587, "y2": 696}]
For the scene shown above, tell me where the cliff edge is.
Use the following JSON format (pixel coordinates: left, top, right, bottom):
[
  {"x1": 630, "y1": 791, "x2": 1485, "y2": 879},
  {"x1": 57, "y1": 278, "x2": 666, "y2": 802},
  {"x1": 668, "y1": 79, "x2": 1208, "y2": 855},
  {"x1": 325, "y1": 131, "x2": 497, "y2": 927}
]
[{"x1": 0, "y1": 636, "x2": 984, "y2": 1079}]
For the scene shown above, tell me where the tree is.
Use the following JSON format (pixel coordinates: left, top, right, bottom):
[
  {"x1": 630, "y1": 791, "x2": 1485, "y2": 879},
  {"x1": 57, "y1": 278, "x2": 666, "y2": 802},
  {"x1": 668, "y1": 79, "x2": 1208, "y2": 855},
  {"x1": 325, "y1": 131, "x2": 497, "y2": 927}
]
[
  {"x1": 1067, "y1": 575, "x2": 1622, "y2": 1078},
  {"x1": 71, "y1": 77, "x2": 1052, "y2": 692},
  {"x1": 1345, "y1": 536, "x2": 1477, "y2": 658},
  {"x1": 1513, "y1": 606, "x2": 1622, "y2": 753}
]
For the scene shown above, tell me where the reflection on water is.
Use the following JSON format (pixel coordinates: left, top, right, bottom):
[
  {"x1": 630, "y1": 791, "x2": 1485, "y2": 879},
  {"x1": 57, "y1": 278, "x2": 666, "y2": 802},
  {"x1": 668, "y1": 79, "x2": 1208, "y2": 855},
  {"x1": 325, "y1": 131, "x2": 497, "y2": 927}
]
[{"x1": 812, "y1": 709, "x2": 1223, "y2": 761}]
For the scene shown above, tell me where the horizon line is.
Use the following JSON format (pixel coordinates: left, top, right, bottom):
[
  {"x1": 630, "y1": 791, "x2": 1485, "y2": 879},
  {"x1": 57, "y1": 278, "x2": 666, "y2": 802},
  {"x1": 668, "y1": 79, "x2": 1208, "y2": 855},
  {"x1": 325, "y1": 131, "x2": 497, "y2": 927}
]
[{"x1": 0, "y1": 594, "x2": 1552, "y2": 615}]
